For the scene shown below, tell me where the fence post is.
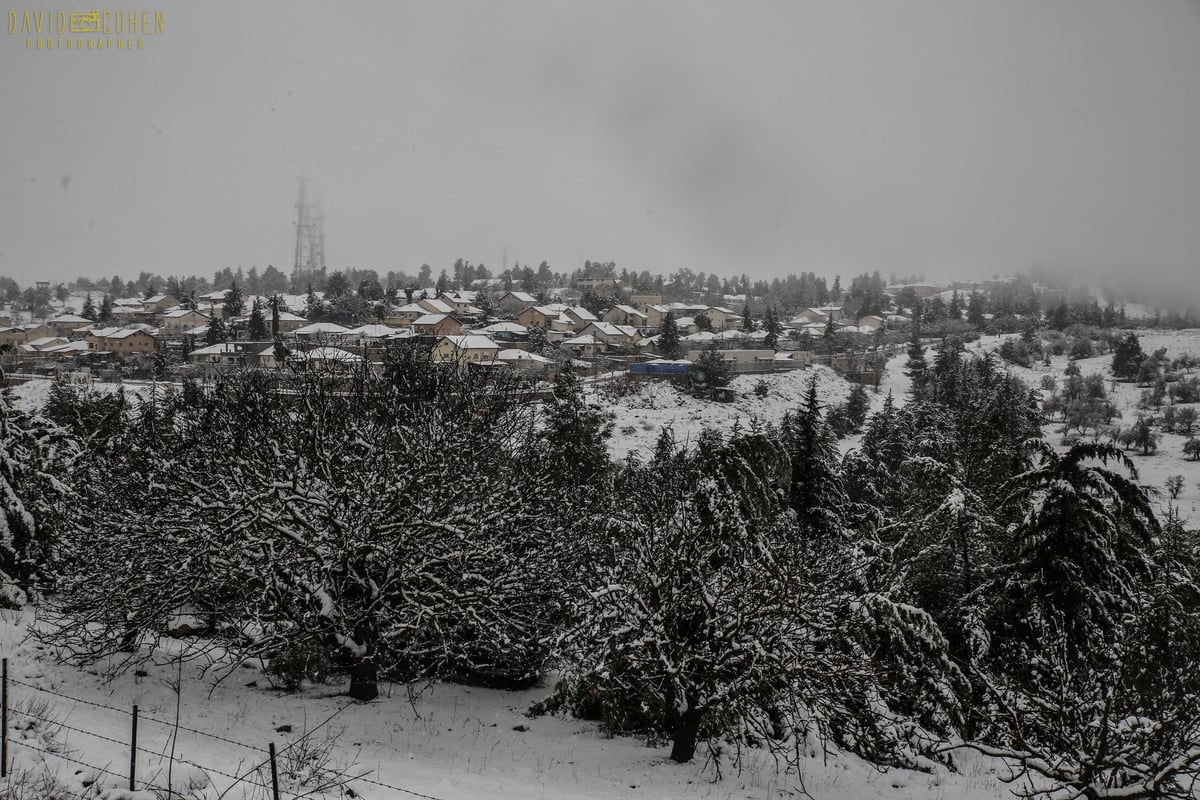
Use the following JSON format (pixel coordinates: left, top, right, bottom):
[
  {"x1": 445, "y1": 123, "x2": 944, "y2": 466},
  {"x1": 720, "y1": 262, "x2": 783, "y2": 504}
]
[
  {"x1": 129, "y1": 704, "x2": 138, "y2": 791},
  {"x1": 269, "y1": 742, "x2": 281, "y2": 800},
  {"x1": 2, "y1": 657, "x2": 7, "y2": 779}
]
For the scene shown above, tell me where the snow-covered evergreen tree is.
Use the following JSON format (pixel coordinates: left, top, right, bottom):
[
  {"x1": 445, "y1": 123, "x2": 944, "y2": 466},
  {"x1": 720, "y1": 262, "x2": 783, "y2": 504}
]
[
  {"x1": 657, "y1": 311, "x2": 682, "y2": 359},
  {"x1": 784, "y1": 374, "x2": 847, "y2": 540},
  {"x1": 540, "y1": 361, "x2": 613, "y2": 481},
  {"x1": 247, "y1": 297, "x2": 269, "y2": 340},
  {"x1": 905, "y1": 328, "x2": 928, "y2": 395},
  {"x1": 690, "y1": 343, "x2": 732, "y2": 397},
  {"x1": 223, "y1": 280, "x2": 245, "y2": 318},
  {"x1": 0, "y1": 372, "x2": 75, "y2": 605},
  {"x1": 203, "y1": 315, "x2": 227, "y2": 346}
]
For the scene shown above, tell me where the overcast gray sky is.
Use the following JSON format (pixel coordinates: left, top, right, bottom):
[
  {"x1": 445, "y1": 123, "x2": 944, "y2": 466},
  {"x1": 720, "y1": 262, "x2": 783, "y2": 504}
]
[{"x1": 2, "y1": 0, "x2": 1198, "y2": 287}]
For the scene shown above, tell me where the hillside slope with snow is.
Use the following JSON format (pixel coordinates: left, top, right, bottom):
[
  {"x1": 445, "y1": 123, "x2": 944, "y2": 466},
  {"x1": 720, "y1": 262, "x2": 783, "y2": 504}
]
[{"x1": 598, "y1": 362, "x2": 906, "y2": 461}]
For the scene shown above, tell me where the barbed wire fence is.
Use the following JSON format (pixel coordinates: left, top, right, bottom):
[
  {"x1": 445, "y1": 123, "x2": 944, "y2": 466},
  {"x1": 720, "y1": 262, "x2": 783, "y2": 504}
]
[{"x1": 0, "y1": 658, "x2": 447, "y2": 800}]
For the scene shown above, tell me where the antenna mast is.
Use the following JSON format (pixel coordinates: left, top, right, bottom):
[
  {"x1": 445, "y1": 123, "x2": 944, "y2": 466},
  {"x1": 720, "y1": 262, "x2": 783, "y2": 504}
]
[{"x1": 293, "y1": 177, "x2": 327, "y2": 278}]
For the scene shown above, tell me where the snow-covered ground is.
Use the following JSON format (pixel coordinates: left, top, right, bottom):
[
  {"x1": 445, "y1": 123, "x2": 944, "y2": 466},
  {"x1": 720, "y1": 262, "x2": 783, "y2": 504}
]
[
  {"x1": 0, "y1": 610, "x2": 1011, "y2": 800},
  {"x1": 598, "y1": 365, "x2": 858, "y2": 461},
  {"x1": 598, "y1": 360, "x2": 913, "y2": 462},
  {"x1": 7, "y1": 377, "x2": 161, "y2": 416}
]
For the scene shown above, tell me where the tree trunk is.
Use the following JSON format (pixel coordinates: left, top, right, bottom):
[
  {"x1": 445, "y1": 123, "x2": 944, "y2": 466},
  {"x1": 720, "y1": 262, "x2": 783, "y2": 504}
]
[
  {"x1": 669, "y1": 706, "x2": 703, "y2": 763},
  {"x1": 348, "y1": 657, "x2": 378, "y2": 701},
  {"x1": 120, "y1": 625, "x2": 140, "y2": 653}
]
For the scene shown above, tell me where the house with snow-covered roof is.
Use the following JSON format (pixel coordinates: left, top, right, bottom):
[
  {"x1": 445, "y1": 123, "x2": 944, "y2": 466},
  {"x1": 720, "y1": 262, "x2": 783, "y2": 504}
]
[
  {"x1": 602, "y1": 305, "x2": 648, "y2": 328},
  {"x1": 496, "y1": 348, "x2": 551, "y2": 366},
  {"x1": 563, "y1": 306, "x2": 599, "y2": 330},
  {"x1": 269, "y1": 311, "x2": 309, "y2": 335},
  {"x1": 437, "y1": 291, "x2": 478, "y2": 315},
  {"x1": 293, "y1": 322, "x2": 350, "y2": 339},
  {"x1": 857, "y1": 315, "x2": 885, "y2": 331},
  {"x1": 47, "y1": 314, "x2": 94, "y2": 337},
  {"x1": 495, "y1": 291, "x2": 537, "y2": 317},
  {"x1": 477, "y1": 321, "x2": 529, "y2": 343},
  {"x1": 575, "y1": 322, "x2": 641, "y2": 349},
  {"x1": 342, "y1": 324, "x2": 399, "y2": 341},
  {"x1": 37, "y1": 340, "x2": 92, "y2": 358},
  {"x1": 517, "y1": 306, "x2": 573, "y2": 334},
  {"x1": 695, "y1": 306, "x2": 740, "y2": 331},
  {"x1": 384, "y1": 303, "x2": 429, "y2": 326},
  {"x1": 141, "y1": 294, "x2": 179, "y2": 314},
  {"x1": 559, "y1": 334, "x2": 602, "y2": 358},
  {"x1": 412, "y1": 314, "x2": 462, "y2": 338},
  {"x1": 85, "y1": 327, "x2": 157, "y2": 355},
  {"x1": 111, "y1": 300, "x2": 153, "y2": 324},
  {"x1": 789, "y1": 307, "x2": 833, "y2": 326},
  {"x1": 417, "y1": 297, "x2": 455, "y2": 316},
  {"x1": 431, "y1": 335, "x2": 499, "y2": 366},
  {"x1": 189, "y1": 341, "x2": 277, "y2": 370},
  {"x1": 159, "y1": 308, "x2": 211, "y2": 335},
  {"x1": 516, "y1": 306, "x2": 555, "y2": 330},
  {"x1": 11, "y1": 323, "x2": 61, "y2": 344},
  {"x1": 640, "y1": 304, "x2": 672, "y2": 330},
  {"x1": 21, "y1": 336, "x2": 72, "y2": 352},
  {"x1": 291, "y1": 346, "x2": 364, "y2": 372}
]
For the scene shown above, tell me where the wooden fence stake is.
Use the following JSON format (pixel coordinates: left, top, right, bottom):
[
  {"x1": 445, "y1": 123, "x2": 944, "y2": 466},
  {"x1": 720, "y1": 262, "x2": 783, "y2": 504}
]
[
  {"x1": 130, "y1": 704, "x2": 138, "y2": 791},
  {"x1": 2, "y1": 658, "x2": 8, "y2": 779},
  {"x1": 269, "y1": 742, "x2": 281, "y2": 800}
]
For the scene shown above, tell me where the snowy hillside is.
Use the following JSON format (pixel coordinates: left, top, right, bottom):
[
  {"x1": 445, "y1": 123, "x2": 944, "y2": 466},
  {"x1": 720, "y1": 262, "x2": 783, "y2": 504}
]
[
  {"x1": 600, "y1": 365, "x2": 854, "y2": 461},
  {"x1": 7, "y1": 378, "x2": 156, "y2": 416},
  {"x1": 966, "y1": 330, "x2": 1200, "y2": 519},
  {"x1": 599, "y1": 360, "x2": 911, "y2": 462}
]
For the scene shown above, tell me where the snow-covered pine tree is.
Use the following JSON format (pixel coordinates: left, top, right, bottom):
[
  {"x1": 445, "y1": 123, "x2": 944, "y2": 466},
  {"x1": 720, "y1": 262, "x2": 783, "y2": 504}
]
[
  {"x1": 223, "y1": 280, "x2": 245, "y2": 318},
  {"x1": 658, "y1": 311, "x2": 682, "y2": 359},
  {"x1": 247, "y1": 297, "x2": 269, "y2": 340},
  {"x1": 152, "y1": 338, "x2": 169, "y2": 380},
  {"x1": 905, "y1": 327, "x2": 928, "y2": 395},
  {"x1": 986, "y1": 441, "x2": 1157, "y2": 659},
  {"x1": 525, "y1": 324, "x2": 549, "y2": 355},
  {"x1": 845, "y1": 382, "x2": 870, "y2": 429},
  {"x1": 1112, "y1": 331, "x2": 1144, "y2": 381},
  {"x1": 953, "y1": 442, "x2": 1160, "y2": 767},
  {"x1": 956, "y1": 502, "x2": 1200, "y2": 799},
  {"x1": 540, "y1": 361, "x2": 613, "y2": 481},
  {"x1": 0, "y1": 370, "x2": 75, "y2": 605},
  {"x1": 784, "y1": 374, "x2": 848, "y2": 540},
  {"x1": 690, "y1": 343, "x2": 732, "y2": 398},
  {"x1": 823, "y1": 313, "x2": 836, "y2": 351},
  {"x1": 763, "y1": 306, "x2": 783, "y2": 350},
  {"x1": 204, "y1": 315, "x2": 227, "y2": 346}
]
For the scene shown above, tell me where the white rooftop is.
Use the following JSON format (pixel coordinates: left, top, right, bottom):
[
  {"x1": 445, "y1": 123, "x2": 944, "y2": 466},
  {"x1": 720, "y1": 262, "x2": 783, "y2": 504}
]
[{"x1": 294, "y1": 322, "x2": 350, "y2": 335}]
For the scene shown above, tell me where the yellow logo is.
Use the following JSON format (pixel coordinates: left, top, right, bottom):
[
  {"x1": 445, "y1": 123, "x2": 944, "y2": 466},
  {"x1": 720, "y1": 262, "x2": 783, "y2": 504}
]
[
  {"x1": 70, "y1": 11, "x2": 101, "y2": 34},
  {"x1": 7, "y1": 9, "x2": 164, "y2": 50}
]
